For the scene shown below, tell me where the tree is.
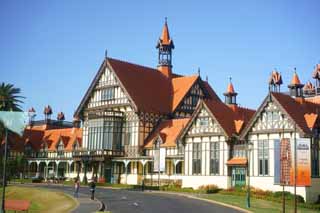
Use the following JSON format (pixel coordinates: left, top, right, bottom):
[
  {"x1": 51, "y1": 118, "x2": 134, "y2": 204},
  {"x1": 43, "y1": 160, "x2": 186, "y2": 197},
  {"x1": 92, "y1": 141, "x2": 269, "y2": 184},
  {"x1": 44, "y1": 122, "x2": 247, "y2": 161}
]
[
  {"x1": 0, "y1": 82, "x2": 24, "y2": 139},
  {"x1": 0, "y1": 82, "x2": 24, "y2": 112}
]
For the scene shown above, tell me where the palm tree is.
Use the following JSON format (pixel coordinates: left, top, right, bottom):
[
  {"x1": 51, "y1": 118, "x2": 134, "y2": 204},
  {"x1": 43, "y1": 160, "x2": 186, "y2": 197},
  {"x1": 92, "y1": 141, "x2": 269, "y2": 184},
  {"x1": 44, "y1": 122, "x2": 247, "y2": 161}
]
[
  {"x1": 0, "y1": 83, "x2": 24, "y2": 139},
  {"x1": 0, "y1": 82, "x2": 24, "y2": 112}
]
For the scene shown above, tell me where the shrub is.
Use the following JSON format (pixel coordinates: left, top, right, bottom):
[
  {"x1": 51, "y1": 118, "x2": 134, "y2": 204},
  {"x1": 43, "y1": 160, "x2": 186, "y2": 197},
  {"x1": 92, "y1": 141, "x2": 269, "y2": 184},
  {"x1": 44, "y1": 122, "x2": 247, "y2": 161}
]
[{"x1": 198, "y1": 184, "x2": 220, "y2": 194}]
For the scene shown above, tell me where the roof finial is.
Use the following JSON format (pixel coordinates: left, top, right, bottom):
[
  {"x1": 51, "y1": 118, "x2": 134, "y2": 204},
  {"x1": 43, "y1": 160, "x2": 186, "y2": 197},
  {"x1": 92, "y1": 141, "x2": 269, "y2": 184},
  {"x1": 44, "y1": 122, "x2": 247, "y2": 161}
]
[
  {"x1": 206, "y1": 75, "x2": 208, "y2": 82},
  {"x1": 229, "y1": 76, "x2": 232, "y2": 83},
  {"x1": 198, "y1": 67, "x2": 200, "y2": 76},
  {"x1": 294, "y1": 67, "x2": 297, "y2": 73},
  {"x1": 105, "y1": 49, "x2": 108, "y2": 59},
  {"x1": 165, "y1": 17, "x2": 167, "y2": 23}
]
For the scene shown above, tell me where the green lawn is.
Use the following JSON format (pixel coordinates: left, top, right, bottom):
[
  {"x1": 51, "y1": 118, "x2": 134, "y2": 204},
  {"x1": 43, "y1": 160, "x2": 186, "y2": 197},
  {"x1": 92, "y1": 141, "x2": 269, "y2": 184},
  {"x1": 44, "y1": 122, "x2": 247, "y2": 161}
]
[
  {"x1": 199, "y1": 193, "x2": 318, "y2": 213},
  {"x1": 0, "y1": 186, "x2": 77, "y2": 213}
]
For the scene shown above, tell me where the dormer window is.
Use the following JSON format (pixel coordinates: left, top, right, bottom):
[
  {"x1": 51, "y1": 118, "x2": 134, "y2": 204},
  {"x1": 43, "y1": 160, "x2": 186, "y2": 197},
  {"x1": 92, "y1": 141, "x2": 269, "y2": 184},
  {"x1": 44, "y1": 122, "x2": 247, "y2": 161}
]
[
  {"x1": 40, "y1": 142, "x2": 48, "y2": 157},
  {"x1": 57, "y1": 140, "x2": 64, "y2": 156},
  {"x1": 199, "y1": 117, "x2": 209, "y2": 127},
  {"x1": 73, "y1": 141, "x2": 80, "y2": 151},
  {"x1": 25, "y1": 144, "x2": 33, "y2": 156},
  {"x1": 101, "y1": 87, "x2": 115, "y2": 101}
]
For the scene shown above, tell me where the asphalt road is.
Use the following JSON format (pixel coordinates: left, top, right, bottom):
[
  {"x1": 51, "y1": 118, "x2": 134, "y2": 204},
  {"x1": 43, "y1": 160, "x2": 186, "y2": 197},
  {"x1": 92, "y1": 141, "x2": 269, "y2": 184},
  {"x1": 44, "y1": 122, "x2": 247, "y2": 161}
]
[{"x1": 31, "y1": 184, "x2": 241, "y2": 213}]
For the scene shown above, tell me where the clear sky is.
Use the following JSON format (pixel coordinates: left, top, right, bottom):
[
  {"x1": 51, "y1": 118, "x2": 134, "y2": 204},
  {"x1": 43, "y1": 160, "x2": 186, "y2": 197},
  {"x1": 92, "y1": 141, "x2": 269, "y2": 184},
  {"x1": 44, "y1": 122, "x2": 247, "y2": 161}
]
[{"x1": 1, "y1": 0, "x2": 319, "y2": 120}]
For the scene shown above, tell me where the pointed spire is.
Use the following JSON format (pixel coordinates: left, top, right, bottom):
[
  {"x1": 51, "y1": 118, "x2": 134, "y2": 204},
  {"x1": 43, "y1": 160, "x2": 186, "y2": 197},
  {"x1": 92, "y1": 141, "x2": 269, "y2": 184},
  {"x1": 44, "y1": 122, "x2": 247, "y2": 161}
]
[
  {"x1": 288, "y1": 68, "x2": 304, "y2": 97},
  {"x1": 156, "y1": 18, "x2": 175, "y2": 78},
  {"x1": 226, "y1": 77, "x2": 236, "y2": 94},
  {"x1": 224, "y1": 77, "x2": 238, "y2": 105},
  {"x1": 160, "y1": 17, "x2": 170, "y2": 45},
  {"x1": 291, "y1": 69, "x2": 301, "y2": 85}
]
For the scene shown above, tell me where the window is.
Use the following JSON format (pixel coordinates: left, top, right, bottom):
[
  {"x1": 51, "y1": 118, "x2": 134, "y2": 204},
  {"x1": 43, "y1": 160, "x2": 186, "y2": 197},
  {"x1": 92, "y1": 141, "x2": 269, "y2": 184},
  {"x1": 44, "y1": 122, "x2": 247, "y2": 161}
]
[
  {"x1": 25, "y1": 144, "x2": 33, "y2": 156},
  {"x1": 192, "y1": 143, "x2": 201, "y2": 175},
  {"x1": 210, "y1": 142, "x2": 219, "y2": 175},
  {"x1": 126, "y1": 162, "x2": 131, "y2": 174},
  {"x1": 191, "y1": 96, "x2": 198, "y2": 106},
  {"x1": 87, "y1": 118, "x2": 122, "y2": 151},
  {"x1": 176, "y1": 161, "x2": 183, "y2": 174},
  {"x1": 233, "y1": 144, "x2": 247, "y2": 158},
  {"x1": 199, "y1": 117, "x2": 209, "y2": 127},
  {"x1": 101, "y1": 87, "x2": 115, "y2": 101},
  {"x1": 258, "y1": 140, "x2": 269, "y2": 175},
  {"x1": 40, "y1": 143, "x2": 48, "y2": 158},
  {"x1": 57, "y1": 141, "x2": 64, "y2": 157}
]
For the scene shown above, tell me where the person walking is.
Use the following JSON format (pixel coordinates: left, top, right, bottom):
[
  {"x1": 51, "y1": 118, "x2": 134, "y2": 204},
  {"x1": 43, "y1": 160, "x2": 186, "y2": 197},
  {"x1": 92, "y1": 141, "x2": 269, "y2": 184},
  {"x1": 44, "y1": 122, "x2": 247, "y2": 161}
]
[
  {"x1": 89, "y1": 180, "x2": 96, "y2": 200},
  {"x1": 74, "y1": 178, "x2": 80, "y2": 198}
]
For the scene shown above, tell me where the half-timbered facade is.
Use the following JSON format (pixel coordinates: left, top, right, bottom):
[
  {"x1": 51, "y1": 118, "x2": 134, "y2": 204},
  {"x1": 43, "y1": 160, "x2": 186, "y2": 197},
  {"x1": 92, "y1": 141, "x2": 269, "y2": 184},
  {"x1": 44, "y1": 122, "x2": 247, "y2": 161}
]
[{"x1": 6, "y1": 20, "x2": 320, "y2": 203}]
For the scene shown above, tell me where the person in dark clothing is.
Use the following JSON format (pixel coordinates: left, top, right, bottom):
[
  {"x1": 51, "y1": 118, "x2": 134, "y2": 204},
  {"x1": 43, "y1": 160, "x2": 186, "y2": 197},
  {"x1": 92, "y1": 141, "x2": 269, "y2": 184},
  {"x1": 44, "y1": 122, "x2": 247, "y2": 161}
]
[{"x1": 89, "y1": 180, "x2": 96, "y2": 200}]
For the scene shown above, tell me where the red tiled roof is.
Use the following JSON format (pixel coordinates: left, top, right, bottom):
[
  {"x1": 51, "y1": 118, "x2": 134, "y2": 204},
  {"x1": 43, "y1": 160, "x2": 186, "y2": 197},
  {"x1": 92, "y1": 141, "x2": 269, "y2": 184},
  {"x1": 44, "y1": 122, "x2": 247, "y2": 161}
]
[
  {"x1": 271, "y1": 92, "x2": 320, "y2": 134},
  {"x1": 144, "y1": 118, "x2": 190, "y2": 148},
  {"x1": 108, "y1": 58, "x2": 173, "y2": 114},
  {"x1": 75, "y1": 57, "x2": 221, "y2": 117},
  {"x1": 204, "y1": 100, "x2": 255, "y2": 137}
]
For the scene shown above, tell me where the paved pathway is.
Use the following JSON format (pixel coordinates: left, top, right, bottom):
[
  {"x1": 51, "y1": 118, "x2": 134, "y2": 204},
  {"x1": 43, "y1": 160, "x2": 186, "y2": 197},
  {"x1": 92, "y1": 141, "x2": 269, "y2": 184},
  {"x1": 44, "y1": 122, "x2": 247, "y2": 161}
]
[{"x1": 28, "y1": 184, "x2": 242, "y2": 213}]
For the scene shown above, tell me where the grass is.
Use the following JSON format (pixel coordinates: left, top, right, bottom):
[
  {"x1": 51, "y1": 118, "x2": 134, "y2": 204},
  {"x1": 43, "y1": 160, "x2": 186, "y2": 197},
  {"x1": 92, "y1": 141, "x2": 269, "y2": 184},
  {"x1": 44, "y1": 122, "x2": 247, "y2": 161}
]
[
  {"x1": 199, "y1": 193, "x2": 319, "y2": 213},
  {"x1": 0, "y1": 186, "x2": 77, "y2": 213}
]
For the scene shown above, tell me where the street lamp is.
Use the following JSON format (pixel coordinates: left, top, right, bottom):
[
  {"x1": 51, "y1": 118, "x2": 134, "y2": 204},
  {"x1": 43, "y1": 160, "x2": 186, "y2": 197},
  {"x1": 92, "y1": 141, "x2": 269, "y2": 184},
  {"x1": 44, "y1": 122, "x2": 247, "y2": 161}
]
[{"x1": 246, "y1": 141, "x2": 254, "y2": 208}]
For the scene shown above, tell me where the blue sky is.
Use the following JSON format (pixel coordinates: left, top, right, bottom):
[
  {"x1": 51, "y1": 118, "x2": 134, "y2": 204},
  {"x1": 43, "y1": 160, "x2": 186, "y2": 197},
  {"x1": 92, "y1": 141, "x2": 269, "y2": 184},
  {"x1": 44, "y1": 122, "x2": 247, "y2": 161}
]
[{"x1": 1, "y1": 0, "x2": 319, "y2": 120}]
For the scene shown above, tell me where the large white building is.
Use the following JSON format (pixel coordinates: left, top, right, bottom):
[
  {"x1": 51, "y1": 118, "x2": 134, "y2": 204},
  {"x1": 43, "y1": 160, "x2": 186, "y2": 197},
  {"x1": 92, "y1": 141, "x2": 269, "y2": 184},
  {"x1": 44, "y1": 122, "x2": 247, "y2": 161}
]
[{"x1": 15, "y1": 20, "x2": 320, "y2": 203}]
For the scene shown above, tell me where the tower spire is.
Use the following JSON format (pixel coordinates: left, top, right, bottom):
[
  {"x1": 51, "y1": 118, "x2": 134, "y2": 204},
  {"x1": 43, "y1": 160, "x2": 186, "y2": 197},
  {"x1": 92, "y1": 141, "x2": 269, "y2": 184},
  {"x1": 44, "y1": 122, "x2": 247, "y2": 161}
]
[
  {"x1": 223, "y1": 77, "x2": 238, "y2": 105},
  {"x1": 156, "y1": 18, "x2": 174, "y2": 78},
  {"x1": 288, "y1": 69, "x2": 304, "y2": 97}
]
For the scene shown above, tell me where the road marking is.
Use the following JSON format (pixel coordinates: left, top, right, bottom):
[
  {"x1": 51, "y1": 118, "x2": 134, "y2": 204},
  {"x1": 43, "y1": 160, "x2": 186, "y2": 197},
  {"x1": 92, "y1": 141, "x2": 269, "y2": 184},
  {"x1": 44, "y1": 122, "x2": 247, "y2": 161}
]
[{"x1": 133, "y1": 202, "x2": 139, "y2": 207}]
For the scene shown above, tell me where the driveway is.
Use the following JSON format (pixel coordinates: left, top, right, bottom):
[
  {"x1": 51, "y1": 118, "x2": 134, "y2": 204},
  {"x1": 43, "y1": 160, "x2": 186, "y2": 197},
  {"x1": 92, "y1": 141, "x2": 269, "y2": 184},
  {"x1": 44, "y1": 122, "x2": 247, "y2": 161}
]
[{"x1": 30, "y1": 184, "x2": 241, "y2": 213}]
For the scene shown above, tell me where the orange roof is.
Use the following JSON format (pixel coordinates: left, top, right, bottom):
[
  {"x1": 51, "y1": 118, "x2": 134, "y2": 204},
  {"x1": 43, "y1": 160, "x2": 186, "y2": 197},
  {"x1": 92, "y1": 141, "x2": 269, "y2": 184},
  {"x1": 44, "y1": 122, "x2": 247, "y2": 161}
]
[
  {"x1": 303, "y1": 81, "x2": 314, "y2": 91},
  {"x1": 227, "y1": 157, "x2": 247, "y2": 165},
  {"x1": 226, "y1": 82, "x2": 235, "y2": 93},
  {"x1": 306, "y1": 96, "x2": 320, "y2": 104},
  {"x1": 171, "y1": 75, "x2": 199, "y2": 111},
  {"x1": 291, "y1": 72, "x2": 301, "y2": 85},
  {"x1": 12, "y1": 126, "x2": 83, "y2": 152},
  {"x1": 304, "y1": 113, "x2": 318, "y2": 129},
  {"x1": 204, "y1": 100, "x2": 255, "y2": 137},
  {"x1": 144, "y1": 118, "x2": 190, "y2": 148},
  {"x1": 269, "y1": 71, "x2": 283, "y2": 85},
  {"x1": 271, "y1": 92, "x2": 320, "y2": 134},
  {"x1": 160, "y1": 20, "x2": 171, "y2": 45}
]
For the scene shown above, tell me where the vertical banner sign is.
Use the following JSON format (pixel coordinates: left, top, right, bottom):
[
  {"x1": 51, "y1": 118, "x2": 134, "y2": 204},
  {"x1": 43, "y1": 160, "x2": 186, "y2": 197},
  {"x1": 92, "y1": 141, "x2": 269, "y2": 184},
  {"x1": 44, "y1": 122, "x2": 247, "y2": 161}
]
[
  {"x1": 159, "y1": 148, "x2": 166, "y2": 172},
  {"x1": 274, "y1": 139, "x2": 280, "y2": 184},
  {"x1": 295, "y1": 138, "x2": 311, "y2": 186},
  {"x1": 280, "y1": 138, "x2": 291, "y2": 185},
  {"x1": 153, "y1": 149, "x2": 160, "y2": 172},
  {"x1": 280, "y1": 138, "x2": 311, "y2": 186}
]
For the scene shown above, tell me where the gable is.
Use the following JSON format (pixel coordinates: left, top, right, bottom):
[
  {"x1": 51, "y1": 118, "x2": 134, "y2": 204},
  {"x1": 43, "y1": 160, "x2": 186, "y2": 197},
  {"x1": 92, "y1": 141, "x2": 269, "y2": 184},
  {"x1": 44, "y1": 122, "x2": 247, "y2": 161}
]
[
  {"x1": 86, "y1": 66, "x2": 130, "y2": 109},
  {"x1": 251, "y1": 101, "x2": 294, "y2": 132},
  {"x1": 174, "y1": 81, "x2": 204, "y2": 115},
  {"x1": 186, "y1": 106, "x2": 223, "y2": 136}
]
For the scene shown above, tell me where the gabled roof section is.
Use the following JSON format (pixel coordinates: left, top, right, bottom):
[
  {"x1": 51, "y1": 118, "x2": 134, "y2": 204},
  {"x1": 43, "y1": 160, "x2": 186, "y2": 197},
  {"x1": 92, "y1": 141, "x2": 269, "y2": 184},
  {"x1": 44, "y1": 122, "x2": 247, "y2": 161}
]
[
  {"x1": 178, "y1": 100, "x2": 255, "y2": 140},
  {"x1": 171, "y1": 75, "x2": 199, "y2": 111},
  {"x1": 202, "y1": 80, "x2": 221, "y2": 101},
  {"x1": 241, "y1": 92, "x2": 320, "y2": 139},
  {"x1": 75, "y1": 57, "x2": 221, "y2": 116},
  {"x1": 144, "y1": 118, "x2": 190, "y2": 148},
  {"x1": 108, "y1": 58, "x2": 172, "y2": 114}
]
